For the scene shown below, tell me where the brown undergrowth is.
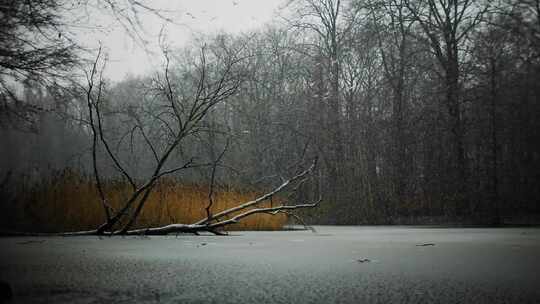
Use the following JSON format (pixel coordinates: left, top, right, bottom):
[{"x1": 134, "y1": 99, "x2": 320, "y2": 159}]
[{"x1": 0, "y1": 170, "x2": 287, "y2": 233}]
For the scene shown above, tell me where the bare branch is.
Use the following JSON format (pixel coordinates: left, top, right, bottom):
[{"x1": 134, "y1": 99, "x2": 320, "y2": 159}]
[
  {"x1": 206, "y1": 138, "x2": 231, "y2": 222},
  {"x1": 195, "y1": 159, "x2": 317, "y2": 225},
  {"x1": 208, "y1": 199, "x2": 322, "y2": 230},
  {"x1": 85, "y1": 46, "x2": 111, "y2": 222}
]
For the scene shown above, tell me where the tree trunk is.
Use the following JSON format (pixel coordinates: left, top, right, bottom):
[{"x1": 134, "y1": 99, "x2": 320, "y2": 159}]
[{"x1": 446, "y1": 57, "x2": 467, "y2": 216}]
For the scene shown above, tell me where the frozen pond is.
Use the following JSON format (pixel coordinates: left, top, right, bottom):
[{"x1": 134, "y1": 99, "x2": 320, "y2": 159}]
[{"x1": 1, "y1": 226, "x2": 540, "y2": 303}]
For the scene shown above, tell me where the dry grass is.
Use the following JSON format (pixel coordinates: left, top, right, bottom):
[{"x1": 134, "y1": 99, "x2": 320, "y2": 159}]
[{"x1": 1, "y1": 170, "x2": 287, "y2": 233}]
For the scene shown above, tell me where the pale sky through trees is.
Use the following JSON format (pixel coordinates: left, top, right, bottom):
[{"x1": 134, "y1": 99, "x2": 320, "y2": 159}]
[{"x1": 80, "y1": 0, "x2": 287, "y2": 82}]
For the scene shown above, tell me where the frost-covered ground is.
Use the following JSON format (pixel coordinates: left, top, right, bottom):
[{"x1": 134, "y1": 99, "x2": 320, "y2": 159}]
[{"x1": 1, "y1": 226, "x2": 540, "y2": 303}]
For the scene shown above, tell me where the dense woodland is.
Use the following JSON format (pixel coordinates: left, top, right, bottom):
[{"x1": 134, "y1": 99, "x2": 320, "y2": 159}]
[{"x1": 1, "y1": 0, "x2": 539, "y2": 227}]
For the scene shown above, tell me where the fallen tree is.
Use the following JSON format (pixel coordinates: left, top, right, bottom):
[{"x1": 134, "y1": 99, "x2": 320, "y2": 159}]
[
  {"x1": 0, "y1": 162, "x2": 320, "y2": 236},
  {"x1": 7, "y1": 159, "x2": 318, "y2": 236},
  {"x1": 117, "y1": 163, "x2": 321, "y2": 236},
  {"x1": 4, "y1": 36, "x2": 320, "y2": 237},
  {"x1": 2, "y1": 36, "x2": 321, "y2": 237}
]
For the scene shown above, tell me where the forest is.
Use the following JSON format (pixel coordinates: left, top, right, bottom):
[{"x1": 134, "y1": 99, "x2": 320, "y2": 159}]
[{"x1": 1, "y1": 0, "x2": 539, "y2": 232}]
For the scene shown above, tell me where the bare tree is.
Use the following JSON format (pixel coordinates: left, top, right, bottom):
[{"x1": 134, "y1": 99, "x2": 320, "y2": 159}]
[
  {"x1": 285, "y1": 0, "x2": 359, "y2": 208},
  {"x1": 73, "y1": 36, "x2": 321, "y2": 236},
  {"x1": 367, "y1": 0, "x2": 416, "y2": 215},
  {"x1": 404, "y1": 0, "x2": 489, "y2": 214}
]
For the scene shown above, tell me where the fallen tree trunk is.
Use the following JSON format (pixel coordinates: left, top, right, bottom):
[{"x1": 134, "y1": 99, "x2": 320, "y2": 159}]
[
  {"x1": 112, "y1": 159, "x2": 321, "y2": 236},
  {"x1": 1, "y1": 160, "x2": 320, "y2": 237}
]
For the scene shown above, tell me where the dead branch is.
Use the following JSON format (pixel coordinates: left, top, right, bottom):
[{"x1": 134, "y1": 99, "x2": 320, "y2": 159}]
[
  {"x1": 195, "y1": 159, "x2": 317, "y2": 225},
  {"x1": 122, "y1": 224, "x2": 207, "y2": 235},
  {"x1": 207, "y1": 200, "x2": 321, "y2": 230},
  {"x1": 85, "y1": 46, "x2": 111, "y2": 222},
  {"x1": 206, "y1": 138, "x2": 231, "y2": 222}
]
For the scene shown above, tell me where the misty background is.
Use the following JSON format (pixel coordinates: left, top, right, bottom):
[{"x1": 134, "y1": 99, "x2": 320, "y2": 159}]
[{"x1": 1, "y1": 0, "x2": 539, "y2": 226}]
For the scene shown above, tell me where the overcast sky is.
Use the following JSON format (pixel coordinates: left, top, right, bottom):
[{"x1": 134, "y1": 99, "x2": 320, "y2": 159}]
[{"x1": 81, "y1": 0, "x2": 289, "y2": 82}]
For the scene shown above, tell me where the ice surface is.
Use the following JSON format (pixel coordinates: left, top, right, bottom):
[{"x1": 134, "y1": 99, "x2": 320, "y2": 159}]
[{"x1": 1, "y1": 226, "x2": 539, "y2": 303}]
